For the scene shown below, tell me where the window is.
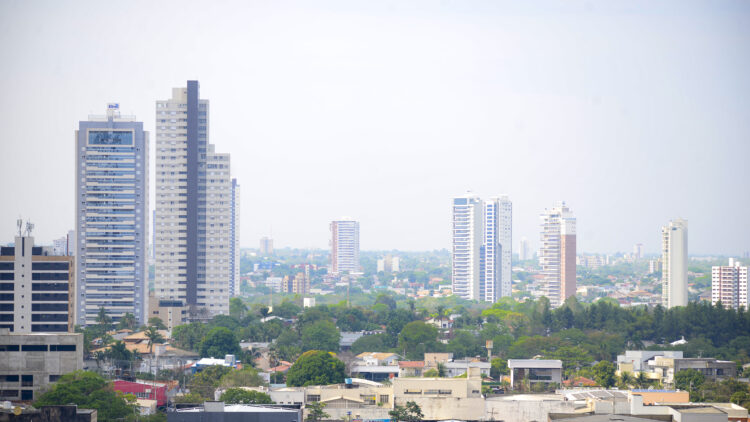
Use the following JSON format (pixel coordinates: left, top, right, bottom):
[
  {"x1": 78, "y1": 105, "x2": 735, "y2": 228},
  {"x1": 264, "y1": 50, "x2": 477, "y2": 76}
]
[
  {"x1": 49, "y1": 375, "x2": 61, "y2": 382},
  {"x1": 21, "y1": 375, "x2": 32, "y2": 387},
  {"x1": 379, "y1": 395, "x2": 389, "y2": 404},
  {"x1": 307, "y1": 395, "x2": 320, "y2": 402},
  {"x1": 0, "y1": 375, "x2": 19, "y2": 383},
  {"x1": 0, "y1": 345, "x2": 19, "y2": 351},
  {"x1": 21, "y1": 390, "x2": 33, "y2": 400},
  {"x1": 49, "y1": 344, "x2": 76, "y2": 352},
  {"x1": 21, "y1": 344, "x2": 47, "y2": 352}
]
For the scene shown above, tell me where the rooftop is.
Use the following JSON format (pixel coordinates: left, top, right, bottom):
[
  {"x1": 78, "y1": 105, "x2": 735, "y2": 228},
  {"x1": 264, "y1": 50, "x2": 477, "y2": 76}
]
[{"x1": 508, "y1": 359, "x2": 563, "y2": 369}]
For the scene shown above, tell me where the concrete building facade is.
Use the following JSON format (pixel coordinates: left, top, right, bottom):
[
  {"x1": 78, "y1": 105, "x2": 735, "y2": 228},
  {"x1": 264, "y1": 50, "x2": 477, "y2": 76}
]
[
  {"x1": 662, "y1": 219, "x2": 688, "y2": 308},
  {"x1": 539, "y1": 202, "x2": 577, "y2": 307},
  {"x1": 0, "y1": 330, "x2": 84, "y2": 401},
  {"x1": 75, "y1": 104, "x2": 149, "y2": 325},
  {"x1": 154, "y1": 81, "x2": 235, "y2": 317},
  {"x1": 0, "y1": 235, "x2": 74, "y2": 333},
  {"x1": 329, "y1": 219, "x2": 360, "y2": 275}
]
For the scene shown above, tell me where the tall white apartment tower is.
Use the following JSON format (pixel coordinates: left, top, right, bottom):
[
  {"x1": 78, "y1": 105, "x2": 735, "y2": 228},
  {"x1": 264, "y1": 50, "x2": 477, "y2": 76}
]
[
  {"x1": 496, "y1": 196, "x2": 512, "y2": 298},
  {"x1": 329, "y1": 218, "x2": 360, "y2": 274},
  {"x1": 518, "y1": 237, "x2": 529, "y2": 261},
  {"x1": 539, "y1": 202, "x2": 576, "y2": 308},
  {"x1": 230, "y1": 178, "x2": 241, "y2": 297},
  {"x1": 711, "y1": 259, "x2": 747, "y2": 310},
  {"x1": 482, "y1": 196, "x2": 513, "y2": 301},
  {"x1": 661, "y1": 219, "x2": 688, "y2": 309},
  {"x1": 75, "y1": 104, "x2": 149, "y2": 325},
  {"x1": 154, "y1": 81, "x2": 234, "y2": 316},
  {"x1": 452, "y1": 193, "x2": 510, "y2": 302}
]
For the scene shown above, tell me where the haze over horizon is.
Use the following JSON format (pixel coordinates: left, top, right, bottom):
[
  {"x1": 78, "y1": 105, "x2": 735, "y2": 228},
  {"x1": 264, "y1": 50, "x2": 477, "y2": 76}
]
[{"x1": 1, "y1": 0, "x2": 748, "y2": 255}]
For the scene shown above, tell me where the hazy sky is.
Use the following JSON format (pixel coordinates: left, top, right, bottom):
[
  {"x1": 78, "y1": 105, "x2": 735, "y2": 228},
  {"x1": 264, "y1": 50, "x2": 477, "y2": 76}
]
[{"x1": 1, "y1": 0, "x2": 748, "y2": 254}]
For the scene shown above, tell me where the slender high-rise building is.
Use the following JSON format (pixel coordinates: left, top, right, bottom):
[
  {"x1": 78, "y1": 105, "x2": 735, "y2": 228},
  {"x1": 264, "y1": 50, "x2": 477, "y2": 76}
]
[
  {"x1": 75, "y1": 104, "x2": 149, "y2": 325},
  {"x1": 329, "y1": 218, "x2": 360, "y2": 275},
  {"x1": 154, "y1": 81, "x2": 234, "y2": 317},
  {"x1": 495, "y1": 196, "x2": 512, "y2": 298},
  {"x1": 230, "y1": 178, "x2": 241, "y2": 297},
  {"x1": 452, "y1": 193, "x2": 511, "y2": 302},
  {"x1": 661, "y1": 219, "x2": 688, "y2": 309},
  {"x1": 452, "y1": 194, "x2": 483, "y2": 300},
  {"x1": 539, "y1": 202, "x2": 576, "y2": 308},
  {"x1": 518, "y1": 237, "x2": 529, "y2": 261},
  {"x1": 259, "y1": 236, "x2": 274, "y2": 256},
  {"x1": 712, "y1": 259, "x2": 748, "y2": 310}
]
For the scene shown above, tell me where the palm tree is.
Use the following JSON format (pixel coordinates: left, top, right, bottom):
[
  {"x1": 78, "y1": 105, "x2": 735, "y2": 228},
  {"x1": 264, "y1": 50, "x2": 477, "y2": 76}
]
[
  {"x1": 118, "y1": 313, "x2": 137, "y2": 330},
  {"x1": 619, "y1": 371, "x2": 634, "y2": 389},
  {"x1": 96, "y1": 307, "x2": 112, "y2": 330},
  {"x1": 635, "y1": 371, "x2": 649, "y2": 389},
  {"x1": 145, "y1": 325, "x2": 166, "y2": 354}
]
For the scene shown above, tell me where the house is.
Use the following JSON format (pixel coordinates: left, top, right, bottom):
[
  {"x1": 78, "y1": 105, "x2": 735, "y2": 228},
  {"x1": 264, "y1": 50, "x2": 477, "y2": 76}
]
[
  {"x1": 398, "y1": 361, "x2": 425, "y2": 377},
  {"x1": 507, "y1": 359, "x2": 563, "y2": 388},
  {"x1": 444, "y1": 359, "x2": 491, "y2": 378},
  {"x1": 191, "y1": 355, "x2": 239, "y2": 373},
  {"x1": 355, "y1": 352, "x2": 400, "y2": 366},
  {"x1": 114, "y1": 379, "x2": 176, "y2": 407},
  {"x1": 617, "y1": 350, "x2": 683, "y2": 376},
  {"x1": 651, "y1": 356, "x2": 737, "y2": 386}
]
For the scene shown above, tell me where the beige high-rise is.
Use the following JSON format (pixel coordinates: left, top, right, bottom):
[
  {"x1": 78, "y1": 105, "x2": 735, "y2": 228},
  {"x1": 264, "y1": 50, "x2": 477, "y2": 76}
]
[
  {"x1": 154, "y1": 81, "x2": 234, "y2": 317},
  {"x1": 539, "y1": 202, "x2": 576, "y2": 308}
]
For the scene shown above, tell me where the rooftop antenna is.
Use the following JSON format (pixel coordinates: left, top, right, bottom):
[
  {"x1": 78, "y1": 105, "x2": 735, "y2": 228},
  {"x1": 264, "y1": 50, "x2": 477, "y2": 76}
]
[
  {"x1": 17, "y1": 219, "x2": 23, "y2": 237},
  {"x1": 25, "y1": 221, "x2": 34, "y2": 237}
]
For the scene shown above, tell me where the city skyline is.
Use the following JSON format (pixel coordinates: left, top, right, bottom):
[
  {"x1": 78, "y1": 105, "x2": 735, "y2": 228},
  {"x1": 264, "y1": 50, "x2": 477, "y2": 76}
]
[{"x1": 1, "y1": 1, "x2": 749, "y2": 255}]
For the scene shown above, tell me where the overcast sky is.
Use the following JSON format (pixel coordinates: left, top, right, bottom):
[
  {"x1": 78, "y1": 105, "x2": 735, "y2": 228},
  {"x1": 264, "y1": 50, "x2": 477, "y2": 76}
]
[{"x1": 1, "y1": 0, "x2": 748, "y2": 255}]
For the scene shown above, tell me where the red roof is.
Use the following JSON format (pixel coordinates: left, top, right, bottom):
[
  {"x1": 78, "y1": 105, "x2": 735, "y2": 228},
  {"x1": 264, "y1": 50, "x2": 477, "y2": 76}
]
[
  {"x1": 398, "y1": 361, "x2": 425, "y2": 368},
  {"x1": 563, "y1": 376, "x2": 598, "y2": 387}
]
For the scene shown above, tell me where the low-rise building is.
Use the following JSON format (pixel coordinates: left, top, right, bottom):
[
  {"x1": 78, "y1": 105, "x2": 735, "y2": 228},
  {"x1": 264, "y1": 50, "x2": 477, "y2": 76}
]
[
  {"x1": 0, "y1": 330, "x2": 83, "y2": 401},
  {"x1": 617, "y1": 350, "x2": 684, "y2": 376},
  {"x1": 392, "y1": 368, "x2": 485, "y2": 421},
  {"x1": 305, "y1": 379, "x2": 392, "y2": 421},
  {"x1": 651, "y1": 356, "x2": 737, "y2": 386},
  {"x1": 168, "y1": 402, "x2": 301, "y2": 422},
  {"x1": 508, "y1": 359, "x2": 563, "y2": 388},
  {"x1": 398, "y1": 361, "x2": 424, "y2": 377}
]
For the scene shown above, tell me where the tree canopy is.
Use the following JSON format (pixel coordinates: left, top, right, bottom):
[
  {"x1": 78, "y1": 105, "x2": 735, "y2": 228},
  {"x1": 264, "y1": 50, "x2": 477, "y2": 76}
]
[
  {"x1": 200, "y1": 327, "x2": 241, "y2": 358},
  {"x1": 286, "y1": 350, "x2": 346, "y2": 387},
  {"x1": 220, "y1": 388, "x2": 274, "y2": 404},
  {"x1": 34, "y1": 371, "x2": 135, "y2": 421}
]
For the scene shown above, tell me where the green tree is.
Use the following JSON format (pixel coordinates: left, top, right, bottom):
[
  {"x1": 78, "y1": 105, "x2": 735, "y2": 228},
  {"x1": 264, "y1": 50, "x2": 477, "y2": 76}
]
[
  {"x1": 96, "y1": 307, "x2": 112, "y2": 330},
  {"x1": 305, "y1": 401, "x2": 330, "y2": 422},
  {"x1": 148, "y1": 317, "x2": 167, "y2": 330},
  {"x1": 635, "y1": 371, "x2": 650, "y2": 389},
  {"x1": 200, "y1": 327, "x2": 241, "y2": 358},
  {"x1": 491, "y1": 358, "x2": 508, "y2": 380},
  {"x1": 350, "y1": 333, "x2": 390, "y2": 356},
  {"x1": 389, "y1": 401, "x2": 423, "y2": 422},
  {"x1": 34, "y1": 371, "x2": 136, "y2": 421},
  {"x1": 219, "y1": 367, "x2": 266, "y2": 388},
  {"x1": 286, "y1": 350, "x2": 346, "y2": 387},
  {"x1": 172, "y1": 322, "x2": 209, "y2": 351},
  {"x1": 230, "y1": 297, "x2": 248, "y2": 320},
  {"x1": 674, "y1": 369, "x2": 705, "y2": 399},
  {"x1": 220, "y1": 388, "x2": 274, "y2": 404},
  {"x1": 145, "y1": 325, "x2": 165, "y2": 354},
  {"x1": 117, "y1": 313, "x2": 137, "y2": 331},
  {"x1": 398, "y1": 321, "x2": 440, "y2": 360},
  {"x1": 173, "y1": 392, "x2": 205, "y2": 404},
  {"x1": 301, "y1": 320, "x2": 341, "y2": 352},
  {"x1": 619, "y1": 371, "x2": 634, "y2": 389},
  {"x1": 191, "y1": 365, "x2": 233, "y2": 398},
  {"x1": 592, "y1": 361, "x2": 616, "y2": 388}
]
